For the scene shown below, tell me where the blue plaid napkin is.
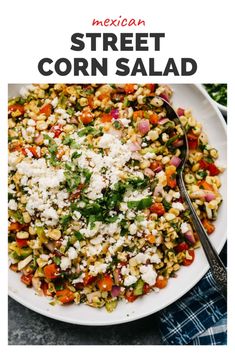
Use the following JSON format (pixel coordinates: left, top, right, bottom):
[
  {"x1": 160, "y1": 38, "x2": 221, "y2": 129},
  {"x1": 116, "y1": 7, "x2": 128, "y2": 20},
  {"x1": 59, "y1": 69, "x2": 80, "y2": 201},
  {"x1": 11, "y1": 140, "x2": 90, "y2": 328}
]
[{"x1": 159, "y1": 245, "x2": 227, "y2": 345}]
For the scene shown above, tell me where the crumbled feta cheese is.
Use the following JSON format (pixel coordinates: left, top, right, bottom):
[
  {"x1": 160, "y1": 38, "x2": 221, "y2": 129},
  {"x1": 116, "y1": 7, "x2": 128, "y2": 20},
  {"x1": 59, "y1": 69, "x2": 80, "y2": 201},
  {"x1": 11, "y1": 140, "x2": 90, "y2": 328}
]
[
  {"x1": 60, "y1": 257, "x2": 71, "y2": 271},
  {"x1": 129, "y1": 223, "x2": 137, "y2": 235},
  {"x1": 8, "y1": 199, "x2": 17, "y2": 211},
  {"x1": 124, "y1": 275, "x2": 138, "y2": 286},
  {"x1": 144, "y1": 152, "x2": 156, "y2": 159},
  {"x1": 172, "y1": 202, "x2": 185, "y2": 211},
  {"x1": 89, "y1": 263, "x2": 108, "y2": 276},
  {"x1": 181, "y1": 222, "x2": 190, "y2": 234},
  {"x1": 140, "y1": 265, "x2": 157, "y2": 286},
  {"x1": 67, "y1": 247, "x2": 77, "y2": 260},
  {"x1": 74, "y1": 241, "x2": 81, "y2": 250}
]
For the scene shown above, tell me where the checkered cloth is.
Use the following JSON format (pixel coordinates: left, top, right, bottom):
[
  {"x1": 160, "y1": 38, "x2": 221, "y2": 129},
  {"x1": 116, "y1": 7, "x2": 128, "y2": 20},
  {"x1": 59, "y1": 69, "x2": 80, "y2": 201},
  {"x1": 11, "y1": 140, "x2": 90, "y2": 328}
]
[{"x1": 159, "y1": 246, "x2": 227, "y2": 345}]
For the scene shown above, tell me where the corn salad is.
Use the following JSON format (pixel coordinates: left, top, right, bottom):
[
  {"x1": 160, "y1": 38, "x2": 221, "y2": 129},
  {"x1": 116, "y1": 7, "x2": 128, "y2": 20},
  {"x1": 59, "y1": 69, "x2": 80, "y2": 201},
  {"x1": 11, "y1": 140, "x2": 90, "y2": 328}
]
[{"x1": 8, "y1": 84, "x2": 223, "y2": 311}]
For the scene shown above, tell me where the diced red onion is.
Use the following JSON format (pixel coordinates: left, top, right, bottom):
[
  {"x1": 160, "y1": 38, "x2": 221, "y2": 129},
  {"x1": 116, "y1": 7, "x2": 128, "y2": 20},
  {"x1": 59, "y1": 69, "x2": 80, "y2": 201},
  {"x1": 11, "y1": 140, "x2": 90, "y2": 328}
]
[
  {"x1": 111, "y1": 285, "x2": 121, "y2": 297},
  {"x1": 138, "y1": 119, "x2": 150, "y2": 135},
  {"x1": 155, "y1": 165, "x2": 163, "y2": 173},
  {"x1": 158, "y1": 118, "x2": 170, "y2": 125},
  {"x1": 185, "y1": 231, "x2": 196, "y2": 244},
  {"x1": 160, "y1": 93, "x2": 169, "y2": 102},
  {"x1": 144, "y1": 168, "x2": 155, "y2": 178},
  {"x1": 128, "y1": 142, "x2": 141, "y2": 152},
  {"x1": 172, "y1": 139, "x2": 184, "y2": 147},
  {"x1": 177, "y1": 108, "x2": 185, "y2": 117},
  {"x1": 170, "y1": 156, "x2": 182, "y2": 168},
  {"x1": 205, "y1": 191, "x2": 216, "y2": 202},
  {"x1": 111, "y1": 109, "x2": 119, "y2": 119}
]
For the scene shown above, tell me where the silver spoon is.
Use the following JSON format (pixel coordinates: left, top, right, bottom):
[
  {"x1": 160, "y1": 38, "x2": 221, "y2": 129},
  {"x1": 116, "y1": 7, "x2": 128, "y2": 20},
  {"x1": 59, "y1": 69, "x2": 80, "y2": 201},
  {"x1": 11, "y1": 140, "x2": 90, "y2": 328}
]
[{"x1": 157, "y1": 96, "x2": 227, "y2": 299}]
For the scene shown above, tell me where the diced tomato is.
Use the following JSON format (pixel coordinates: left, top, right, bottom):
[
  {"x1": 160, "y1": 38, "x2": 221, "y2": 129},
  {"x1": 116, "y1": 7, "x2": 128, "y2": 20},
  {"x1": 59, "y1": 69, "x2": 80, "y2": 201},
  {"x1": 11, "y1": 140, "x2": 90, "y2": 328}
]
[
  {"x1": 149, "y1": 160, "x2": 162, "y2": 172},
  {"x1": 199, "y1": 159, "x2": 220, "y2": 176},
  {"x1": 83, "y1": 274, "x2": 97, "y2": 286},
  {"x1": 125, "y1": 289, "x2": 138, "y2": 302},
  {"x1": 177, "y1": 107, "x2": 185, "y2": 117},
  {"x1": 87, "y1": 95, "x2": 94, "y2": 109},
  {"x1": 146, "y1": 234, "x2": 156, "y2": 244},
  {"x1": 56, "y1": 289, "x2": 75, "y2": 304},
  {"x1": 182, "y1": 249, "x2": 195, "y2": 266},
  {"x1": 50, "y1": 124, "x2": 63, "y2": 137},
  {"x1": 165, "y1": 165, "x2": 177, "y2": 188},
  {"x1": 187, "y1": 132, "x2": 198, "y2": 150},
  {"x1": 199, "y1": 159, "x2": 209, "y2": 169},
  {"x1": 16, "y1": 238, "x2": 28, "y2": 248},
  {"x1": 39, "y1": 104, "x2": 52, "y2": 117},
  {"x1": 8, "y1": 222, "x2": 26, "y2": 232},
  {"x1": 143, "y1": 283, "x2": 151, "y2": 294},
  {"x1": 188, "y1": 134, "x2": 198, "y2": 150},
  {"x1": 202, "y1": 218, "x2": 215, "y2": 235},
  {"x1": 145, "y1": 84, "x2": 155, "y2": 92},
  {"x1": 44, "y1": 263, "x2": 59, "y2": 280},
  {"x1": 149, "y1": 202, "x2": 165, "y2": 216},
  {"x1": 175, "y1": 241, "x2": 189, "y2": 253},
  {"x1": 101, "y1": 113, "x2": 113, "y2": 123},
  {"x1": 133, "y1": 110, "x2": 144, "y2": 120},
  {"x1": 197, "y1": 180, "x2": 214, "y2": 191},
  {"x1": 149, "y1": 113, "x2": 159, "y2": 125},
  {"x1": 21, "y1": 273, "x2": 33, "y2": 286},
  {"x1": 97, "y1": 274, "x2": 113, "y2": 291},
  {"x1": 8, "y1": 104, "x2": 25, "y2": 115},
  {"x1": 155, "y1": 276, "x2": 168, "y2": 289},
  {"x1": 207, "y1": 163, "x2": 220, "y2": 176},
  {"x1": 80, "y1": 108, "x2": 94, "y2": 125},
  {"x1": 124, "y1": 84, "x2": 135, "y2": 94}
]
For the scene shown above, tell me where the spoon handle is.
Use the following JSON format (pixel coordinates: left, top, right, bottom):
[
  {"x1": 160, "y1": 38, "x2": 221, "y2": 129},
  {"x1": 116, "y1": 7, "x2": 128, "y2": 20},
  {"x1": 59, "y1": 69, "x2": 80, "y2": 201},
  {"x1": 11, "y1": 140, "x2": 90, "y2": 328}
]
[{"x1": 178, "y1": 174, "x2": 227, "y2": 299}]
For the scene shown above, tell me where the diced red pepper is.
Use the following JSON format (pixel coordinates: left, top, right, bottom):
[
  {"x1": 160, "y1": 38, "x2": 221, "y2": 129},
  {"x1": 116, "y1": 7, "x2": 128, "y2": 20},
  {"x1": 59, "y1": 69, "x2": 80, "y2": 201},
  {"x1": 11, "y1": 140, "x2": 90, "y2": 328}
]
[
  {"x1": 16, "y1": 238, "x2": 28, "y2": 248},
  {"x1": 21, "y1": 273, "x2": 33, "y2": 286},
  {"x1": 56, "y1": 289, "x2": 75, "y2": 304},
  {"x1": 8, "y1": 104, "x2": 25, "y2": 115},
  {"x1": 50, "y1": 124, "x2": 63, "y2": 138},
  {"x1": 39, "y1": 104, "x2": 52, "y2": 117},
  {"x1": 44, "y1": 263, "x2": 59, "y2": 280}
]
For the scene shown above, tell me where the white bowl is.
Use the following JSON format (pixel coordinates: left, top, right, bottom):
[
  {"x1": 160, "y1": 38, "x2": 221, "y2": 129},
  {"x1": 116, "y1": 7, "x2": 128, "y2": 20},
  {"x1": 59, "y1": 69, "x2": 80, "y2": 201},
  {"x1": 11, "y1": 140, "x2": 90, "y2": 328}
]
[{"x1": 8, "y1": 84, "x2": 227, "y2": 326}]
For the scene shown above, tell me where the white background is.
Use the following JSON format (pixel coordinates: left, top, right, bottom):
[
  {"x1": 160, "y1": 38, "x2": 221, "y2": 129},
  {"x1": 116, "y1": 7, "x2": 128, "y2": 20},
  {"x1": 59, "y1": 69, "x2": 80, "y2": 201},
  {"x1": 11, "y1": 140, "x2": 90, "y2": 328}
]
[{"x1": 0, "y1": 0, "x2": 234, "y2": 351}]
